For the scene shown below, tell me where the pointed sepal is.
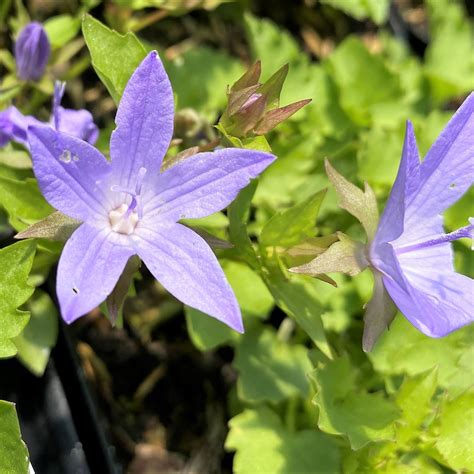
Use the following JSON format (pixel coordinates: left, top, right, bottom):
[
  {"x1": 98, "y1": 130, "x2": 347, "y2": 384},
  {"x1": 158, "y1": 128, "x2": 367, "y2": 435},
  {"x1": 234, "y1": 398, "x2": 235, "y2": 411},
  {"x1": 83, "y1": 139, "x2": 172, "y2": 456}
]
[
  {"x1": 325, "y1": 159, "x2": 379, "y2": 241},
  {"x1": 362, "y1": 271, "x2": 397, "y2": 352}
]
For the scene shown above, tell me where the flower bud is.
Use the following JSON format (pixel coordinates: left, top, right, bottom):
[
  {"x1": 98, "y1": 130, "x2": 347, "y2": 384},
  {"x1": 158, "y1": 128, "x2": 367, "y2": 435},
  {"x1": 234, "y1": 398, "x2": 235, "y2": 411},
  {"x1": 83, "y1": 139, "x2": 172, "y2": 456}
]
[
  {"x1": 14, "y1": 22, "x2": 51, "y2": 81},
  {"x1": 219, "y1": 61, "x2": 311, "y2": 138}
]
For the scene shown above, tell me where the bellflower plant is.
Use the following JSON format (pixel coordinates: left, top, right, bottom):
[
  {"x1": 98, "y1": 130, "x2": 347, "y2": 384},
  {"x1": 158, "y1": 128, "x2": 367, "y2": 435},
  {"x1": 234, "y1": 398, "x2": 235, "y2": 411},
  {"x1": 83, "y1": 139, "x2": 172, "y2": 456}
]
[
  {"x1": 26, "y1": 51, "x2": 275, "y2": 331},
  {"x1": 15, "y1": 22, "x2": 51, "y2": 81},
  {"x1": 292, "y1": 93, "x2": 474, "y2": 350},
  {"x1": 0, "y1": 82, "x2": 98, "y2": 148}
]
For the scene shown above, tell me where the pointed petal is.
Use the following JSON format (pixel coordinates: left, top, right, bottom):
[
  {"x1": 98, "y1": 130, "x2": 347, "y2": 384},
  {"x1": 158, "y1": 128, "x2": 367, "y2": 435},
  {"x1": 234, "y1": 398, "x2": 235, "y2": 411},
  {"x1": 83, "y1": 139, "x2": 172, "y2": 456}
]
[
  {"x1": 406, "y1": 93, "x2": 474, "y2": 223},
  {"x1": 55, "y1": 108, "x2": 99, "y2": 144},
  {"x1": 374, "y1": 121, "x2": 420, "y2": 246},
  {"x1": 57, "y1": 224, "x2": 134, "y2": 323},
  {"x1": 134, "y1": 222, "x2": 243, "y2": 332},
  {"x1": 28, "y1": 126, "x2": 112, "y2": 222},
  {"x1": 110, "y1": 51, "x2": 174, "y2": 188},
  {"x1": 383, "y1": 271, "x2": 474, "y2": 338},
  {"x1": 377, "y1": 243, "x2": 474, "y2": 337},
  {"x1": 143, "y1": 148, "x2": 275, "y2": 222},
  {"x1": 0, "y1": 106, "x2": 42, "y2": 148}
]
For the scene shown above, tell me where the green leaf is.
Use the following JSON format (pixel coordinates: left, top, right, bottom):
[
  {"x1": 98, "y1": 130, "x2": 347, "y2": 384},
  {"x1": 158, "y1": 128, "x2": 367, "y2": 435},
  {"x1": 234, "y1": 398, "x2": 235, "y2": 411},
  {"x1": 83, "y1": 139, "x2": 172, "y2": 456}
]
[
  {"x1": 326, "y1": 37, "x2": 402, "y2": 125},
  {"x1": 0, "y1": 172, "x2": 53, "y2": 231},
  {"x1": 234, "y1": 327, "x2": 312, "y2": 403},
  {"x1": 320, "y1": 0, "x2": 390, "y2": 25},
  {"x1": 244, "y1": 14, "x2": 315, "y2": 105},
  {"x1": 227, "y1": 181, "x2": 260, "y2": 269},
  {"x1": 44, "y1": 14, "x2": 81, "y2": 49},
  {"x1": 311, "y1": 356, "x2": 400, "y2": 449},
  {"x1": 82, "y1": 15, "x2": 147, "y2": 104},
  {"x1": 0, "y1": 401, "x2": 29, "y2": 474},
  {"x1": 260, "y1": 190, "x2": 326, "y2": 248},
  {"x1": 265, "y1": 263, "x2": 333, "y2": 359},
  {"x1": 395, "y1": 369, "x2": 438, "y2": 444},
  {"x1": 369, "y1": 315, "x2": 474, "y2": 396},
  {"x1": 186, "y1": 260, "x2": 273, "y2": 350},
  {"x1": 434, "y1": 392, "x2": 474, "y2": 471},
  {"x1": 165, "y1": 47, "x2": 243, "y2": 120},
  {"x1": 226, "y1": 407, "x2": 341, "y2": 474},
  {"x1": 0, "y1": 241, "x2": 36, "y2": 358},
  {"x1": 424, "y1": 0, "x2": 474, "y2": 102},
  {"x1": 357, "y1": 125, "x2": 406, "y2": 186},
  {"x1": 14, "y1": 290, "x2": 58, "y2": 376}
]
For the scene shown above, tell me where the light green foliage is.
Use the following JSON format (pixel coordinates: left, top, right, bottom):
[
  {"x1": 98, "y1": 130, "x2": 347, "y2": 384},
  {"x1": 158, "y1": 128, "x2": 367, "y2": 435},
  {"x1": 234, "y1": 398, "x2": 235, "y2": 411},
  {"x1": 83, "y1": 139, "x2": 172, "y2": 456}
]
[
  {"x1": 82, "y1": 15, "x2": 147, "y2": 103},
  {"x1": 0, "y1": 167, "x2": 53, "y2": 230},
  {"x1": 226, "y1": 407, "x2": 340, "y2": 474},
  {"x1": 434, "y1": 392, "x2": 474, "y2": 471},
  {"x1": 265, "y1": 268, "x2": 332, "y2": 359},
  {"x1": 370, "y1": 315, "x2": 474, "y2": 396},
  {"x1": 326, "y1": 37, "x2": 403, "y2": 125},
  {"x1": 0, "y1": 401, "x2": 29, "y2": 474},
  {"x1": 311, "y1": 356, "x2": 400, "y2": 449},
  {"x1": 357, "y1": 124, "x2": 406, "y2": 186},
  {"x1": 113, "y1": 0, "x2": 227, "y2": 12},
  {"x1": 0, "y1": 3, "x2": 472, "y2": 472},
  {"x1": 424, "y1": 0, "x2": 474, "y2": 102},
  {"x1": 244, "y1": 14, "x2": 315, "y2": 105},
  {"x1": 260, "y1": 190, "x2": 326, "y2": 248},
  {"x1": 227, "y1": 181, "x2": 260, "y2": 269},
  {"x1": 14, "y1": 290, "x2": 58, "y2": 376},
  {"x1": 234, "y1": 327, "x2": 312, "y2": 403},
  {"x1": 395, "y1": 369, "x2": 438, "y2": 444},
  {"x1": 44, "y1": 14, "x2": 81, "y2": 49},
  {"x1": 320, "y1": 0, "x2": 390, "y2": 25},
  {"x1": 166, "y1": 47, "x2": 243, "y2": 120},
  {"x1": 186, "y1": 260, "x2": 273, "y2": 350},
  {"x1": 0, "y1": 241, "x2": 36, "y2": 358}
]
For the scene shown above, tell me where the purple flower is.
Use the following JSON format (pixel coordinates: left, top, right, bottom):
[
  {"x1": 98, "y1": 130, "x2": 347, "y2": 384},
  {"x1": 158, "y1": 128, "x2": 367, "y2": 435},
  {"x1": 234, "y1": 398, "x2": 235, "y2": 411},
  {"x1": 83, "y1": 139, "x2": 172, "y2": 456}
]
[
  {"x1": 27, "y1": 51, "x2": 275, "y2": 330},
  {"x1": 0, "y1": 82, "x2": 98, "y2": 148},
  {"x1": 369, "y1": 93, "x2": 474, "y2": 341},
  {"x1": 291, "y1": 93, "x2": 473, "y2": 350},
  {"x1": 15, "y1": 22, "x2": 51, "y2": 81}
]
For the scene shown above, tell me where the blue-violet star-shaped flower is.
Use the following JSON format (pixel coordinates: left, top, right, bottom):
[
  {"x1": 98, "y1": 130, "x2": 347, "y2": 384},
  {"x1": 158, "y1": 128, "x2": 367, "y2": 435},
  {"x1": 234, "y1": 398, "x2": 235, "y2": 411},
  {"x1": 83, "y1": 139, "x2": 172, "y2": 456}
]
[
  {"x1": 27, "y1": 51, "x2": 275, "y2": 331},
  {"x1": 0, "y1": 82, "x2": 98, "y2": 148},
  {"x1": 369, "y1": 93, "x2": 473, "y2": 342}
]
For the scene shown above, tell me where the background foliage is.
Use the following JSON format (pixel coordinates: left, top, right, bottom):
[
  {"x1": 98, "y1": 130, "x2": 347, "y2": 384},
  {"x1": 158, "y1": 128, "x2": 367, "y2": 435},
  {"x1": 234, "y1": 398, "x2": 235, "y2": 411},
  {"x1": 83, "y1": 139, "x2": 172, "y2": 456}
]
[{"x1": 0, "y1": 0, "x2": 472, "y2": 472}]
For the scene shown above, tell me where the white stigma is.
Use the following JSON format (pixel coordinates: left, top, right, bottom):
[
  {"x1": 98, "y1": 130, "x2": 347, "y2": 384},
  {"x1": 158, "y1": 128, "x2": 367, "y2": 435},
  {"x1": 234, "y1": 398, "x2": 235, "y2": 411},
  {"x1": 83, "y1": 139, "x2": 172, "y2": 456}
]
[{"x1": 109, "y1": 204, "x2": 139, "y2": 235}]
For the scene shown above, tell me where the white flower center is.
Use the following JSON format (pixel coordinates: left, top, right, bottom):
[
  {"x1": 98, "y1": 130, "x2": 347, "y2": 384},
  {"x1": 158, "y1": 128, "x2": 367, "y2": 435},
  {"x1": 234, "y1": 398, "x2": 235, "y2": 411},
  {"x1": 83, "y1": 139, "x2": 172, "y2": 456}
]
[{"x1": 109, "y1": 204, "x2": 139, "y2": 235}]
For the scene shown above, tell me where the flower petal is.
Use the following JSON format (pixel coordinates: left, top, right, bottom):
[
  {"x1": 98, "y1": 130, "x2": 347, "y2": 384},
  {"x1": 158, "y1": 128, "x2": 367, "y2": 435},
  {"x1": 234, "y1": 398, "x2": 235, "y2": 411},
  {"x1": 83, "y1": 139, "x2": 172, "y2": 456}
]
[
  {"x1": 378, "y1": 243, "x2": 473, "y2": 337},
  {"x1": 373, "y1": 120, "x2": 420, "y2": 247},
  {"x1": 143, "y1": 148, "x2": 275, "y2": 222},
  {"x1": 0, "y1": 106, "x2": 42, "y2": 148},
  {"x1": 28, "y1": 125, "x2": 112, "y2": 222},
  {"x1": 405, "y1": 92, "x2": 474, "y2": 224},
  {"x1": 110, "y1": 51, "x2": 174, "y2": 189},
  {"x1": 134, "y1": 222, "x2": 243, "y2": 332},
  {"x1": 57, "y1": 223, "x2": 134, "y2": 323},
  {"x1": 55, "y1": 107, "x2": 99, "y2": 144}
]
